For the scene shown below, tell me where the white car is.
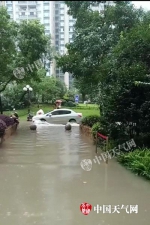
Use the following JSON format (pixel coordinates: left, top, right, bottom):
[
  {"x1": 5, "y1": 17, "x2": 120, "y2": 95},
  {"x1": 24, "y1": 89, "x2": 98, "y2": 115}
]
[{"x1": 32, "y1": 109, "x2": 83, "y2": 124}]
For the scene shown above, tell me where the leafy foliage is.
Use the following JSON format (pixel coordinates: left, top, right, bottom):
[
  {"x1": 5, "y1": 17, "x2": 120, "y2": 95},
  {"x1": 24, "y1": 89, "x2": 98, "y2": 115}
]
[
  {"x1": 56, "y1": 2, "x2": 145, "y2": 110},
  {"x1": 81, "y1": 115, "x2": 100, "y2": 127},
  {"x1": 117, "y1": 149, "x2": 150, "y2": 180},
  {"x1": 91, "y1": 122, "x2": 101, "y2": 138},
  {"x1": 65, "y1": 1, "x2": 106, "y2": 18},
  {"x1": 2, "y1": 76, "x2": 67, "y2": 110},
  {"x1": 0, "y1": 6, "x2": 53, "y2": 94}
]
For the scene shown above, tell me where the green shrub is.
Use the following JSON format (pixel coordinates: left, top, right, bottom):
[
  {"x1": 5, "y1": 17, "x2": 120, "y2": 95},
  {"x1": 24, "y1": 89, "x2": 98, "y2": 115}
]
[
  {"x1": 134, "y1": 133, "x2": 150, "y2": 148},
  {"x1": 61, "y1": 100, "x2": 67, "y2": 106},
  {"x1": 81, "y1": 115, "x2": 100, "y2": 127},
  {"x1": 92, "y1": 122, "x2": 101, "y2": 138},
  {"x1": 117, "y1": 149, "x2": 150, "y2": 180},
  {"x1": 64, "y1": 101, "x2": 76, "y2": 107}
]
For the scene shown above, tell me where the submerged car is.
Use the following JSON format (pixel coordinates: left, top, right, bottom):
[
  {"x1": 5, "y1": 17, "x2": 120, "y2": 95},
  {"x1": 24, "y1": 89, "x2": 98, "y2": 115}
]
[{"x1": 32, "y1": 109, "x2": 83, "y2": 124}]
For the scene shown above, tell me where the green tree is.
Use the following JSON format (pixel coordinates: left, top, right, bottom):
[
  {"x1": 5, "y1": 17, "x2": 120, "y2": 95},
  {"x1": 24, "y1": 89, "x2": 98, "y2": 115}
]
[
  {"x1": 65, "y1": 1, "x2": 106, "y2": 18},
  {"x1": 56, "y1": 1, "x2": 144, "y2": 113},
  {"x1": 0, "y1": 6, "x2": 53, "y2": 113},
  {"x1": 0, "y1": 7, "x2": 17, "y2": 91},
  {"x1": 98, "y1": 17, "x2": 150, "y2": 140},
  {"x1": 29, "y1": 76, "x2": 67, "y2": 103}
]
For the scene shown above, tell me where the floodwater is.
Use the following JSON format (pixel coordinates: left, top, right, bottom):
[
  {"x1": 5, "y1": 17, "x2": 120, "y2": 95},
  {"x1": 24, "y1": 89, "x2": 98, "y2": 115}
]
[{"x1": 0, "y1": 121, "x2": 150, "y2": 225}]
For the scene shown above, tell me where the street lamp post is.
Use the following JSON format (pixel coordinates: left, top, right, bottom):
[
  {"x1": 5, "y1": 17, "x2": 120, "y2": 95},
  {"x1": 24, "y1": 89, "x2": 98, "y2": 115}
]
[
  {"x1": 23, "y1": 85, "x2": 33, "y2": 120},
  {"x1": 0, "y1": 93, "x2": 3, "y2": 114},
  {"x1": 0, "y1": 82, "x2": 3, "y2": 114}
]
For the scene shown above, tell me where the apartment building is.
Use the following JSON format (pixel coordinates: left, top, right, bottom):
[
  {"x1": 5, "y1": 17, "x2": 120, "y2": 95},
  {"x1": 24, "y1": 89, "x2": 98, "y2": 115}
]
[
  {"x1": 2, "y1": 1, "x2": 75, "y2": 88},
  {"x1": 3, "y1": 1, "x2": 113, "y2": 89},
  {"x1": 0, "y1": 1, "x2": 5, "y2": 6}
]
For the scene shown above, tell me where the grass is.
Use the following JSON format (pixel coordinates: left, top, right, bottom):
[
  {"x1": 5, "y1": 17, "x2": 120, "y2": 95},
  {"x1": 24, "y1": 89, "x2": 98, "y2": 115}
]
[
  {"x1": 4, "y1": 103, "x2": 100, "y2": 121},
  {"x1": 117, "y1": 149, "x2": 150, "y2": 180}
]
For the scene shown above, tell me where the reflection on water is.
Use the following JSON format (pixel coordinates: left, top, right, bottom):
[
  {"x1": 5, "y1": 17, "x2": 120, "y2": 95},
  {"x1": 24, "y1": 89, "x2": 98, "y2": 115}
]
[
  {"x1": 34, "y1": 120, "x2": 80, "y2": 127},
  {"x1": 0, "y1": 122, "x2": 150, "y2": 225}
]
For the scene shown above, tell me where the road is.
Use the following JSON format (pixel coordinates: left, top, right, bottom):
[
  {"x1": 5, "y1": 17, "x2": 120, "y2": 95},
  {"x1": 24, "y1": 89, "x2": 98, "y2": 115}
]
[{"x1": 0, "y1": 122, "x2": 149, "y2": 225}]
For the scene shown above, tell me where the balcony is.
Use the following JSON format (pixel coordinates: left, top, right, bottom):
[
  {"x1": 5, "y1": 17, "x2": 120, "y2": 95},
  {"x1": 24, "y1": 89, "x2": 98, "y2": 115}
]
[
  {"x1": 28, "y1": 14, "x2": 37, "y2": 18},
  {"x1": 18, "y1": 14, "x2": 37, "y2": 20},
  {"x1": 18, "y1": 16, "x2": 28, "y2": 20},
  {"x1": 18, "y1": 1, "x2": 37, "y2": 6}
]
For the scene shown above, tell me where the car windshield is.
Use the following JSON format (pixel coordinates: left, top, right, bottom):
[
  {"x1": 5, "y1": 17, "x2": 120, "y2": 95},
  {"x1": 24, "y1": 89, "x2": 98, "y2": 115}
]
[{"x1": 46, "y1": 112, "x2": 52, "y2": 116}]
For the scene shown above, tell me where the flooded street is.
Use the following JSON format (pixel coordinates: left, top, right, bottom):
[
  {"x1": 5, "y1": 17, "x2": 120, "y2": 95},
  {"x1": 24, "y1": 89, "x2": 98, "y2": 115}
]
[{"x1": 0, "y1": 122, "x2": 150, "y2": 225}]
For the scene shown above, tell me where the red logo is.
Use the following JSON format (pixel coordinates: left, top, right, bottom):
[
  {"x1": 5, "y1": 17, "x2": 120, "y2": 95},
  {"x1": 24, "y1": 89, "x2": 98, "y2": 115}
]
[{"x1": 80, "y1": 202, "x2": 92, "y2": 215}]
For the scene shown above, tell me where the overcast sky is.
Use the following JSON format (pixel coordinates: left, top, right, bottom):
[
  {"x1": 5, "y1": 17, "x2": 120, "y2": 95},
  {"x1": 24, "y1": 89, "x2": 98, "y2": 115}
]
[{"x1": 132, "y1": 1, "x2": 150, "y2": 11}]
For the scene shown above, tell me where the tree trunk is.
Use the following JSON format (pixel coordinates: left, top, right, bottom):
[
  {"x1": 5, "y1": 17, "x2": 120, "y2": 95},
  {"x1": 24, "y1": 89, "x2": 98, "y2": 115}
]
[
  {"x1": 42, "y1": 94, "x2": 44, "y2": 103},
  {"x1": 82, "y1": 93, "x2": 86, "y2": 102}
]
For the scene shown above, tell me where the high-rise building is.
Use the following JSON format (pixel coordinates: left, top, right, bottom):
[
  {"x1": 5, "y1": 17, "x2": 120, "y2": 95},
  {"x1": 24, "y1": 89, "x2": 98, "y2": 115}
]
[
  {"x1": 2, "y1": 1, "x2": 113, "y2": 88},
  {"x1": 0, "y1": 1, "x2": 5, "y2": 6},
  {"x1": 3, "y1": 1, "x2": 75, "y2": 88},
  {"x1": 53, "y1": 1, "x2": 75, "y2": 89}
]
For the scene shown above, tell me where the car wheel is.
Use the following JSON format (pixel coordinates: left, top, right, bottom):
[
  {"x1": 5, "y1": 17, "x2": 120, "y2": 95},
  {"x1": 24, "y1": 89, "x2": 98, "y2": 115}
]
[
  {"x1": 40, "y1": 118, "x2": 46, "y2": 122},
  {"x1": 69, "y1": 119, "x2": 76, "y2": 123}
]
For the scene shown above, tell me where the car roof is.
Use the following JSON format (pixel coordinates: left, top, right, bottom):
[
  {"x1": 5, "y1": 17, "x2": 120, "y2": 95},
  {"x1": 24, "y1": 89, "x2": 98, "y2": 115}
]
[{"x1": 53, "y1": 109, "x2": 74, "y2": 111}]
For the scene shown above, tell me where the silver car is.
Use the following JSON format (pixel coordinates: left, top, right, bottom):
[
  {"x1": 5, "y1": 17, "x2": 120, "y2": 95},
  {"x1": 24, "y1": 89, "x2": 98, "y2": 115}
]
[{"x1": 32, "y1": 109, "x2": 83, "y2": 124}]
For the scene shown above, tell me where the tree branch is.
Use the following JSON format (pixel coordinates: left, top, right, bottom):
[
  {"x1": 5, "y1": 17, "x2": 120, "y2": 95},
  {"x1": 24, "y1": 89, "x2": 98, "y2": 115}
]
[{"x1": 0, "y1": 76, "x2": 14, "y2": 92}]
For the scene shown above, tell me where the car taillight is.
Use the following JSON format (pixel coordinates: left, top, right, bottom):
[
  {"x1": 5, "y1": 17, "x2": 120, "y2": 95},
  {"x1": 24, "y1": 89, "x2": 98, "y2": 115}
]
[{"x1": 78, "y1": 113, "x2": 82, "y2": 117}]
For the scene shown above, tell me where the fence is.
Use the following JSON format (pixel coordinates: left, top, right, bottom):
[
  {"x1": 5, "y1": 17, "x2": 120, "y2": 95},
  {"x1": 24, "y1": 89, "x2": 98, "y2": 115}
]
[{"x1": 95, "y1": 132, "x2": 109, "y2": 163}]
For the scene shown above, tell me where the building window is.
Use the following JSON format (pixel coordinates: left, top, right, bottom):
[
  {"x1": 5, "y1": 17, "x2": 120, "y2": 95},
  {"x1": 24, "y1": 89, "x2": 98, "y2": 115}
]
[
  {"x1": 44, "y1": 2, "x2": 49, "y2": 5},
  {"x1": 55, "y1": 15, "x2": 60, "y2": 19},
  {"x1": 69, "y1": 27, "x2": 73, "y2": 31},
  {"x1": 30, "y1": 6, "x2": 36, "y2": 9},
  {"x1": 55, "y1": 4, "x2": 59, "y2": 9},
  {"x1": 55, "y1": 22, "x2": 59, "y2": 26},
  {"x1": 19, "y1": 6, "x2": 26, "y2": 10},
  {"x1": 55, "y1": 10, "x2": 59, "y2": 14},
  {"x1": 69, "y1": 20, "x2": 74, "y2": 23}
]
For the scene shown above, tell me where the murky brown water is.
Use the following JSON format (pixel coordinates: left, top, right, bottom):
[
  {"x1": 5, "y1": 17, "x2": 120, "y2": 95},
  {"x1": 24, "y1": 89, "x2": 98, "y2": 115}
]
[{"x1": 0, "y1": 121, "x2": 150, "y2": 225}]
